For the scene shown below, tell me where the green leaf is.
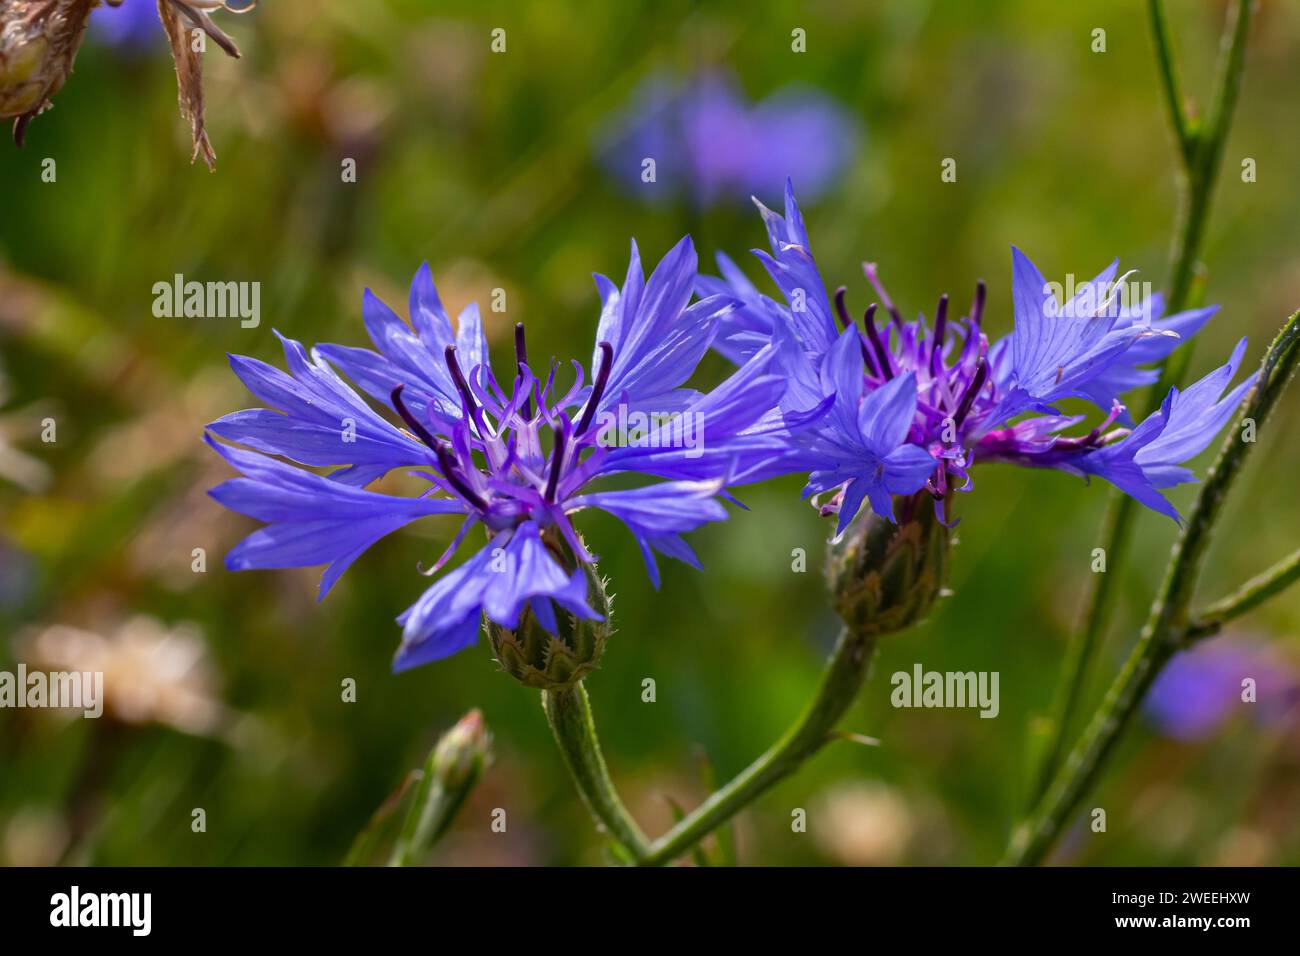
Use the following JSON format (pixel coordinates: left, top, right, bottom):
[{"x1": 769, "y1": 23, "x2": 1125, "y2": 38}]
[{"x1": 342, "y1": 769, "x2": 421, "y2": 867}]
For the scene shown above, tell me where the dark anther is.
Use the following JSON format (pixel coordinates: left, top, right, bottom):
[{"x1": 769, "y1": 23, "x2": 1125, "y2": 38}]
[
  {"x1": 834, "y1": 287, "x2": 852, "y2": 330},
  {"x1": 432, "y1": 440, "x2": 490, "y2": 512},
  {"x1": 953, "y1": 358, "x2": 988, "y2": 427},
  {"x1": 862, "y1": 304, "x2": 894, "y2": 381},
  {"x1": 970, "y1": 280, "x2": 987, "y2": 329},
  {"x1": 931, "y1": 293, "x2": 949, "y2": 377},
  {"x1": 836, "y1": 287, "x2": 876, "y2": 373},
  {"x1": 391, "y1": 385, "x2": 437, "y2": 448},
  {"x1": 574, "y1": 341, "x2": 614, "y2": 436},
  {"x1": 443, "y1": 345, "x2": 479, "y2": 418},
  {"x1": 394, "y1": 385, "x2": 489, "y2": 511},
  {"x1": 514, "y1": 322, "x2": 532, "y2": 419},
  {"x1": 545, "y1": 420, "x2": 569, "y2": 503}
]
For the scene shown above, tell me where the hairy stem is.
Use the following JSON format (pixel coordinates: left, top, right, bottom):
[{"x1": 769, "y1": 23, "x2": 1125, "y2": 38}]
[
  {"x1": 641, "y1": 626, "x2": 878, "y2": 866},
  {"x1": 1007, "y1": 309, "x2": 1300, "y2": 866},
  {"x1": 543, "y1": 683, "x2": 650, "y2": 862},
  {"x1": 1030, "y1": 0, "x2": 1253, "y2": 806},
  {"x1": 1148, "y1": 0, "x2": 1193, "y2": 165},
  {"x1": 1185, "y1": 548, "x2": 1300, "y2": 642}
]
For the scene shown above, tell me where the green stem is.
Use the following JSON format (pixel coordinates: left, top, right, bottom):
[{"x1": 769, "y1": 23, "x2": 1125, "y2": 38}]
[
  {"x1": 1030, "y1": 494, "x2": 1135, "y2": 804},
  {"x1": 542, "y1": 683, "x2": 651, "y2": 862},
  {"x1": 389, "y1": 781, "x2": 463, "y2": 867},
  {"x1": 1161, "y1": 0, "x2": 1253, "y2": 386},
  {"x1": 1148, "y1": 0, "x2": 1194, "y2": 165},
  {"x1": 641, "y1": 626, "x2": 878, "y2": 867},
  {"x1": 1185, "y1": 548, "x2": 1300, "y2": 641},
  {"x1": 1006, "y1": 309, "x2": 1300, "y2": 866},
  {"x1": 1029, "y1": 0, "x2": 1253, "y2": 805}
]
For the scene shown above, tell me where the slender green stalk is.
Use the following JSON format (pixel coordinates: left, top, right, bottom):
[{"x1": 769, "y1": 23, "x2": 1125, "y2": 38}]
[
  {"x1": 1029, "y1": 0, "x2": 1253, "y2": 804},
  {"x1": 1006, "y1": 310, "x2": 1300, "y2": 866},
  {"x1": 546, "y1": 628, "x2": 879, "y2": 866},
  {"x1": 542, "y1": 683, "x2": 651, "y2": 862},
  {"x1": 1160, "y1": 0, "x2": 1253, "y2": 388},
  {"x1": 1030, "y1": 494, "x2": 1136, "y2": 804},
  {"x1": 387, "y1": 709, "x2": 491, "y2": 867},
  {"x1": 1148, "y1": 0, "x2": 1194, "y2": 165},
  {"x1": 1185, "y1": 548, "x2": 1300, "y2": 642},
  {"x1": 641, "y1": 626, "x2": 878, "y2": 866}
]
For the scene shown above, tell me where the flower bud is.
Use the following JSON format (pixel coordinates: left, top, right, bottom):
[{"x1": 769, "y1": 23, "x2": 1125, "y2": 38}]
[
  {"x1": 825, "y1": 491, "x2": 951, "y2": 637},
  {"x1": 431, "y1": 708, "x2": 492, "y2": 793},
  {"x1": 487, "y1": 561, "x2": 612, "y2": 691}
]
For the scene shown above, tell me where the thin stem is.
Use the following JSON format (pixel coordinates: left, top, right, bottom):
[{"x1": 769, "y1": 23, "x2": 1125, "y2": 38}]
[
  {"x1": 1185, "y1": 548, "x2": 1300, "y2": 642},
  {"x1": 641, "y1": 626, "x2": 878, "y2": 866},
  {"x1": 542, "y1": 683, "x2": 651, "y2": 862},
  {"x1": 1006, "y1": 309, "x2": 1300, "y2": 866},
  {"x1": 1158, "y1": 0, "x2": 1254, "y2": 388},
  {"x1": 1148, "y1": 0, "x2": 1194, "y2": 165},
  {"x1": 1029, "y1": 494, "x2": 1135, "y2": 805},
  {"x1": 1029, "y1": 0, "x2": 1253, "y2": 805}
]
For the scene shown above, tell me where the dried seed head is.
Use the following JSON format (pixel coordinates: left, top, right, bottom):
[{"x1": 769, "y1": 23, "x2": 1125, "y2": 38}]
[
  {"x1": 2, "y1": 0, "x2": 251, "y2": 166},
  {"x1": 0, "y1": 0, "x2": 96, "y2": 145}
]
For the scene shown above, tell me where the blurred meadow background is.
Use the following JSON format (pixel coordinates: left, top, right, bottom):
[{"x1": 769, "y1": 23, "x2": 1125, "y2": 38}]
[{"x1": 2, "y1": 0, "x2": 1299, "y2": 866}]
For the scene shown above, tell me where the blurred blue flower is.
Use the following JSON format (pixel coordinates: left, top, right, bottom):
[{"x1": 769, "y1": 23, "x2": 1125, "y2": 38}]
[
  {"x1": 89, "y1": 0, "x2": 160, "y2": 53},
  {"x1": 597, "y1": 71, "x2": 861, "y2": 207},
  {"x1": 207, "y1": 237, "x2": 807, "y2": 670},
  {"x1": 1145, "y1": 638, "x2": 1300, "y2": 741},
  {"x1": 704, "y1": 181, "x2": 1257, "y2": 527}
]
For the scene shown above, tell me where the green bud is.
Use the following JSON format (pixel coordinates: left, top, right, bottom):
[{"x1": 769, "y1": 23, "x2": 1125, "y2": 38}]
[
  {"x1": 825, "y1": 491, "x2": 951, "y2": 637},
  {"x1": 384, "y1": 709, "x2": 493, "y2": 866},
  {"x1": 487, "y1": 559, "x2": 612, "y2": 692},
  {"x1": 432, "y1": 708, "x2": 492, "y2": 793}
]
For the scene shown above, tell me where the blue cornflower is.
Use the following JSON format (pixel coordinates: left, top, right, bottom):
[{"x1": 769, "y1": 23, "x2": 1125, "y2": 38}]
[
  {"x1": 207, "y1": 237, "x2": 798, "y2": 671},
  {"x1": 90, "y1": 1, "x2": 160, "y2": 53},
  {"x1": 597, "y1": 71, "x2": 861, "y2": 208},
  {"x1": 1145, "y1": 637, "x2": 1300, "y2": 741},
  {"x1": 706, "y1": 180, "x2": 1258, "y2": 527}
]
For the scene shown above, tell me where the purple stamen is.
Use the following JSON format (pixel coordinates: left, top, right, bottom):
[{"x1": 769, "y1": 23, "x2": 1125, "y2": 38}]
[
  {"x1": 391, "y1": 385, "x2": 437, "y2": 448},
  {"x1": 862, "y1": 261, "x2": 904, "y2": 328},
  {"x1": 953, "y1": 356, "x2": 988, "y2": 427},
  {"x1": 514, "y1": 322, "x2": 532, "y2": 420},
  {"x1": 575, "y1": 342, "x2": 614, "y2": 436},
  {"x1": 930, "y1": 293, "x2": 949, "y2": 378},
  {"x1": 970, "y1": 279, "x2": 986, "y2": 330},
  {"x1": 545, "y1": 418, "x2": 569, "y2": 502},
  {"x1": 1052, "y1": 401, "x2": 1127, "y2": 452},
  {"x1": 432, "y1": 440, "x2": 490, "y2": 512},
  {"x1": 444, "y1": 345, "x2": 479, "y2": 419},
  {"x1": 833, "y1": 287, "x2": 852, "y2": 331},
  {"x1": 862, "y1": 304, "x2": 894, "y2": 381},
  {"x1": 836, "y1": 286, "x2": 877, "y2": 374}
]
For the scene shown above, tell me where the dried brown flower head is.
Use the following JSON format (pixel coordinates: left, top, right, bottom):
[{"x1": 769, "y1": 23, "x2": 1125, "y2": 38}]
[{"x1": 0, "y1": 0, "x2": 250, "y2": 169}]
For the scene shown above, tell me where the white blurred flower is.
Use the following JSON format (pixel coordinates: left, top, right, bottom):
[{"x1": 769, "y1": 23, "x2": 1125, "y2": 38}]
[
  {"x1": 814, "y1": 781, "x2": 915, "y2": 866},
  {"x1": 21, "y1": 614, "x2": 225, "y2": 736}
]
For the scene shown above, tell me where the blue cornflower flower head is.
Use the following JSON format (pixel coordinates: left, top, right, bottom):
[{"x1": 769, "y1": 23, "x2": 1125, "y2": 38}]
[
  {"x1": 596, "y1": 71, "x2": 861, "y2": 208},
  {"x1": 1145, "y1": 637, "x2": 1300, "y2": 742},
  {"x1": 90, "y1": 0, "x2": 160, "y2": 53},
  {"x1": 206, "y1": 237, "x2": 797, "y2": 680},
  {"x1": 706, "y1": 180, "x2": 1259, "y2": 529}
]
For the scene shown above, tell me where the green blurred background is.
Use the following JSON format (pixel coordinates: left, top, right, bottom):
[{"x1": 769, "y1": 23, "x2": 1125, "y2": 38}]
[{"x1": 1, "y1": 0, "x2": 1298, "y2": 866}]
